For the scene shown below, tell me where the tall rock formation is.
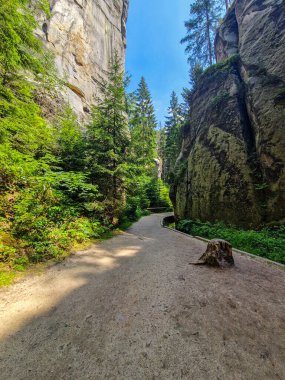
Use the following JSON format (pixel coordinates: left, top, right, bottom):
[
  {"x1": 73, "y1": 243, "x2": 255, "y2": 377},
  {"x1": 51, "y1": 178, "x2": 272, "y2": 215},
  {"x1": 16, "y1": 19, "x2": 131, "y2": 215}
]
[
  {"x1": 35, "y1": 0, "x2": 129, "y2": 119},
  {"x1": 172, "y1": 0, "x2": 285, "y2": 227}
]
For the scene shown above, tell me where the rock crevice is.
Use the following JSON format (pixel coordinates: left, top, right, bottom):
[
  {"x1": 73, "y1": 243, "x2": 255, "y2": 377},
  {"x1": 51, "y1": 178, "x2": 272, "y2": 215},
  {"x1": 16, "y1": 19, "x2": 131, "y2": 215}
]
[{"x1": 173, "y1": 0, "x2": 285, "y2": 227}]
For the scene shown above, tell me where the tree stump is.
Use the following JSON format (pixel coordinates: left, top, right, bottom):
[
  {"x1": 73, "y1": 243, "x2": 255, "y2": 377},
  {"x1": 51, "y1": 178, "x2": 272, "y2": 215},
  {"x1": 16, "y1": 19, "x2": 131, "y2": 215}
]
[{"x1": 193, "y1": 239, "x2": 234, "y2": 267}]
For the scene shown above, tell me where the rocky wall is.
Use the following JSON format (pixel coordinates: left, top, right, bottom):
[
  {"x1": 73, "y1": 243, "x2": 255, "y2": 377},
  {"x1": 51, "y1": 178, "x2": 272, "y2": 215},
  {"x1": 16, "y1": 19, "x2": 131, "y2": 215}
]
[{"x1": 173, "y1": 0, "x2": 285, "y2": 227}]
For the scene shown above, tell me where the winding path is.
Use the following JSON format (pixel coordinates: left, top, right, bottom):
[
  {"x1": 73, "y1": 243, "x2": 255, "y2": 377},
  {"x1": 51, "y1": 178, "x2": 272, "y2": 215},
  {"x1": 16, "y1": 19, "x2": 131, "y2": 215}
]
[{"x1": 0, "y1": 214, "x2": 284, "y2": 379}]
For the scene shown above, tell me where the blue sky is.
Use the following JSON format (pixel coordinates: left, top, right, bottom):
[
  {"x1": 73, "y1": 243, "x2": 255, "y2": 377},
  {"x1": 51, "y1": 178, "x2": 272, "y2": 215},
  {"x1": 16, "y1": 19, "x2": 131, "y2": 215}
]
[{"x1": 125, "y1": 0, "x2": 190, "y2": 125}]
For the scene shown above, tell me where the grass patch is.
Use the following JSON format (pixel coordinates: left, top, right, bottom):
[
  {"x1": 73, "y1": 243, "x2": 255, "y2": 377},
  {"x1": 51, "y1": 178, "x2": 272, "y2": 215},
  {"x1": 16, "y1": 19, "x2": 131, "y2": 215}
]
[
  {"x1": 0, "y1": 271, "x2": 17, "y2": 287},
  {"x1": 176, "y1": 219, "x2": 285, "y2": 264}
]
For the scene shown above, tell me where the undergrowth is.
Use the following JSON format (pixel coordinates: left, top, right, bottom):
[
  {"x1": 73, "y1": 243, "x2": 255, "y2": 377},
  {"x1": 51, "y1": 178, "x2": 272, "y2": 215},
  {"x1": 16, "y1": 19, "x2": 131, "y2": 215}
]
[
  {"x1": 0, "y1": 269, "x2": 17, "y2": 287},
  {"x1": 176, "y1": 219, "x2": 285, "y2": 264},
  {"x1": 0, "y1": 1, "x2": 172, "y2": 287}
]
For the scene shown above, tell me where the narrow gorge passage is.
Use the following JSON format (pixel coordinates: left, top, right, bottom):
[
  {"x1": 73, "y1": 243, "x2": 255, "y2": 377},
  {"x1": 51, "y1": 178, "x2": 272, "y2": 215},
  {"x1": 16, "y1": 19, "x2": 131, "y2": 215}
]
[{"x1": 0, "y1": 214, "x2": 285, "y2": 380}]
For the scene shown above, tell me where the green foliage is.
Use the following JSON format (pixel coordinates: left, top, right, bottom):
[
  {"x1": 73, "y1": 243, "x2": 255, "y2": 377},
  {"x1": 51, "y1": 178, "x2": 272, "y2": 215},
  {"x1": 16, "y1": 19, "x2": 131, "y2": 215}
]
[
  {"x1": 0, "y1": 240, "x2": 17, "y2": 263},
  {"x1": 254, "y1": 183, "x2": 269, "y2": 191},
  {"x1": 0, "y1": 0, "x2": 57, "y2": 197},
  {"x1": 0, "y1": 271, "x2": 17, "y2": 287},
  {"x1": 0, "y1": 2, "x2": 172, "y2": 278},
  {"x1": 176, "y1": 219, "x2": 285, "y2": 264},
  {"x1": 181, "y1": 0, "x2": 224, "y2": 68},
  {"x1": 163, "y1": 91, "x2": 184, "y2": 182},
  {"x1": 202, "y1": 53, "x2": 240, "y2": 78},
  {"x1": 125, "y1": 76, "x2": 171, "y2": 218},
  {"x1": 53, "y1": 107, "x2": 85, "y2": 171},
  {"x1": 0, "y1": 173, "x2": 104, "y2": 264},
  {"x1": 124, "y1": 174, "x2": 150, "y2": 218},
  {"x1": 129, "y1": 77, "x2": 157, "y2": 167},
  {"x1": 36, "y1": 0, "x2": 52, "y2": 19},
  {"x1": 85, "y1": 53, "x2": 130, "y2": 223},
  {"x1": 0, "y1": 1, "x2": 108, "y2": 270},
  {"x1": 181, "y1": 87, "x2": 192, "y2": 117},
  {"x1": 145, "y1": 179, "x2": 172, "y2": 209},
  {"x1": 123, "y1": 178, "x2": 172, "y2": 222},
  {"x1": 190, "y1": 63, "x2": 204, "y2": 88},
  {"x1": 210, "y1": 91, "x2": 230, "y2": 108},
  {"x1": 0, "y1": 0, "x2": 43, "y2": 77}
]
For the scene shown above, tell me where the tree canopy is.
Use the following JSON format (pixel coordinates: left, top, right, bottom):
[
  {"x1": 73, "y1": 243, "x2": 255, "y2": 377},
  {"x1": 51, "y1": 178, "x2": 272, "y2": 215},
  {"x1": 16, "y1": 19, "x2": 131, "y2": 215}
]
[{"x1": 181, "y1": 0, "x2": 223, "y2": 68}]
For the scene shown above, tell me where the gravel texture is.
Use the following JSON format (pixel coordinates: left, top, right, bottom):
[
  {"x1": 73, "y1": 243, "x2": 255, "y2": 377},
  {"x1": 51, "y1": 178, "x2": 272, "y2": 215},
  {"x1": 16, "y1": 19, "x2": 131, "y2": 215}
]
[{"x1": 0, "y1": 213, "x2": 284, "y2": 380}]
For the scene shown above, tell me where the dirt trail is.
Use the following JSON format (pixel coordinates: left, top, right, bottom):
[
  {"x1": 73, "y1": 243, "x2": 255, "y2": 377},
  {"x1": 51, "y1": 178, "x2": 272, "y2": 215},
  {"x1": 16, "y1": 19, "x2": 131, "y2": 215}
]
[{"x1": 0, "y1": 214, "x2": 285, "y2": 380}]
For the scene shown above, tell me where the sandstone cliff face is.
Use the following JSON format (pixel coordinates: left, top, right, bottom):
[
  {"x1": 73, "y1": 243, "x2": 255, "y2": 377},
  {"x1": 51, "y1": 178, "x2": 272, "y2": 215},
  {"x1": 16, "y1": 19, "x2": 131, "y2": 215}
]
[
  {"x1": 36, "y1": 0, "x2": 129, "y2": 119},
  {"x1": 173, "y1": 0, "x2": 285, "y2": 227}
]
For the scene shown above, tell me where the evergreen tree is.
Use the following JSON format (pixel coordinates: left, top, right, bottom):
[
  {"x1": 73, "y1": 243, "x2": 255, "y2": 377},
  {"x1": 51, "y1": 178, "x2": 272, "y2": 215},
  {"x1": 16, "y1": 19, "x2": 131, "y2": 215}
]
[
  {"x1": 180, "y1": 87, "x2": 191, "y2": 118},
  {"x1": 0, "y1": 0, "x2": 44, "y2": 80},
  {"x1": 54, "y1": 107, "x2": 85, "y2": 172},
  {"x1": 129, "y1": 77, "x2": 157, "y2": 167},
  {"x1": 0, "y1": 2, "x2": 172, "y2": 269},
  {"x1": 157, "y1": 123, "x2": 167, "y2": 180},
  {"x1": 126, "y1": 78, "x2": 172, "y2": 214},
  {"x1": 164, "y1": 92, "x2": 184, "y2": 182},
  {"x1": 85, "y1": 53, "x2": 130, "y2": 223},
  {"x1": 190, "y1": 63, "x2": 204, "y2": 89},
  {"x1": 0, "y1": 0, "x2": 54, "y2": 191},
  {"x1": 157, "y1": 123, "x2": 167, "y2": 165},
  {"x1": 181, "y1": 0, "x2": 223, "y2": 68}
]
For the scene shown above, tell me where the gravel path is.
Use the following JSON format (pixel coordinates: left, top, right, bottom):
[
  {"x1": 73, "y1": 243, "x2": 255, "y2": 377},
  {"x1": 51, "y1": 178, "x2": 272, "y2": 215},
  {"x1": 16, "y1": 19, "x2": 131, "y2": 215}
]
[{"x1": 0, "y1": 213, "x2": 284, "y2": 380}]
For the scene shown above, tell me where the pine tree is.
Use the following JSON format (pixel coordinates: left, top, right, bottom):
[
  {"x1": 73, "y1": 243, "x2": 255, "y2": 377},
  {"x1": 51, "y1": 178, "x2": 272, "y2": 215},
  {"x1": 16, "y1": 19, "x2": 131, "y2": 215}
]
[
  {"x1": 85, "y1": 53, "x2": 130, "y2": 223},
  {"x1": 126, "y1": 78, "x2": 172, "y2": 213},
  {"x1": 180, "y1": 87, "x2": 191, "y2": 118},
  {"x1": 157, "y1": 123, "x2": 167, "y2": 180},
  {"x1": 0, "y1": 0, "x2": 55, "y2": 189},
  {"x1": 164, "y1": 92, "x2": 184, "y2": 182},
  {"x1": 129, "y1": 77, "x2": 157, "y2": 168},
  {"x1": 0, "y1": 0, "x2": 45, "y2": 81},
  {"x1": 190, "y1": 63, "x2": 204, "y2": 88},
  {"x1": 54, "y1": 107, "x2": 85, "y2": 172},
  {"x1": 181, "y1": 0, "x2": 223, "y2": 68}
]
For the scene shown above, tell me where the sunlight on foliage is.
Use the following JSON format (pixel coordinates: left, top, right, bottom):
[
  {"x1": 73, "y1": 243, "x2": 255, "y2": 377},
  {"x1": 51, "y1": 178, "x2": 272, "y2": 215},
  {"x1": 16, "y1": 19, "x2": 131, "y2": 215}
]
[
  {"x1": 0, "y1": 3, "x2": 171, "y2": 279},
  {"x1": 177, "y1": 220, "x2": 285, "y2": 264}
]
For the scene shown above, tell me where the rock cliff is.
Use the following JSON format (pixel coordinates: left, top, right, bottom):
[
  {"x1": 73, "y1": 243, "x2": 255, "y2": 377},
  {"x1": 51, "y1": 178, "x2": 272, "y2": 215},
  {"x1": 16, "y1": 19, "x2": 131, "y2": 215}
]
[
  {"x1": 172, "y1": 0, "x2": 285, "y2": 227},
  {"x1": 35, "y1": 0, "x2": 129, "y2": 119}
]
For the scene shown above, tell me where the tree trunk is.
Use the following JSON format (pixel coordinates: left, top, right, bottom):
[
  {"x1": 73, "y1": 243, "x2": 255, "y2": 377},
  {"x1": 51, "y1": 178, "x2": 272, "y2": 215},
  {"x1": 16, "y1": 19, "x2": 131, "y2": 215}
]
[
  {"x1": 225, "y1": 0, "x2": 229, "y2": 10},
  {"x1": 192, "y1": 239, "x2": 235, "y2": 267},
  {"x1": 205, "y1": 8, "x2": 213, "y2": 65}
]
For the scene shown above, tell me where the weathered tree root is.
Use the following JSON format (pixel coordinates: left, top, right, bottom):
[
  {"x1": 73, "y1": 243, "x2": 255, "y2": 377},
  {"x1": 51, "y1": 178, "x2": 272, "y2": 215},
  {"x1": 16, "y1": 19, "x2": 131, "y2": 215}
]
[{"x1": 190, "y1": 239, "x2": 235, "y2": 268}]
